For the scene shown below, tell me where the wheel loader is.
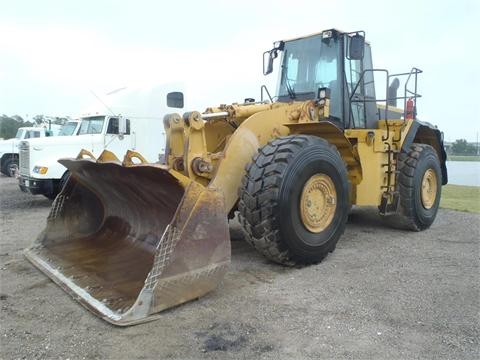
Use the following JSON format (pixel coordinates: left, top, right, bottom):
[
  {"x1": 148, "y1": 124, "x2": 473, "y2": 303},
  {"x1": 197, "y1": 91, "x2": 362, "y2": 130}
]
[{"x1": 25, "y1": 29, "x2": 447, "y2": 325}]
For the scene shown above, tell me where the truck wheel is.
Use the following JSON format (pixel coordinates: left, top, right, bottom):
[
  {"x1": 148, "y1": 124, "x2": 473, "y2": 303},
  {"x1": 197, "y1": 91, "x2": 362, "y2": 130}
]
[
  {"x1": 238, "y1": 135, "x2": 350, "y2": 265},
  {"x1": 43, "y1": 193, "x2": 57, "y2": 200},
  {"x1": 394, "y1": 143, "x2": 442, "y2": 231},
  {"x1": 4, "y1": 159, "x2": 19, "y2": 177},
  {"x1": 43, "y1": 171, "x2": 71, "y2": 200}
]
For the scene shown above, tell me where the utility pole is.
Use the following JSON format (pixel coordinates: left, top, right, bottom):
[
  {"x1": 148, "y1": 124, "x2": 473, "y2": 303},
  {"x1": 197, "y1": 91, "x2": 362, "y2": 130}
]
[{"x1": 477, "y1": 132, "x2": 479, "y2": 155}]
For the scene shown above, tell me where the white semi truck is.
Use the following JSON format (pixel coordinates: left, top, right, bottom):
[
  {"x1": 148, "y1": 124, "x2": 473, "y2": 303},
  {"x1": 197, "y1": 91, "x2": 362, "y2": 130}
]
[
  {"x1": 0, "y1": 122, "x2": 80, "y2": 177},
  {"x1": 18, "y1": 85, "x2": 188, "y2": 199}
]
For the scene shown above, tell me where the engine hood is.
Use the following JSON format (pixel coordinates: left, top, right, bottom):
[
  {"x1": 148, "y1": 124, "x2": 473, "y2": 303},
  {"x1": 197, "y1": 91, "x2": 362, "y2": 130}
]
[
  {"x1": 0, "y1": 138, "x2": 20, "y2": 154},
  {"x1": 23, "y1": 134, "x2": 98, "y2": 149}
]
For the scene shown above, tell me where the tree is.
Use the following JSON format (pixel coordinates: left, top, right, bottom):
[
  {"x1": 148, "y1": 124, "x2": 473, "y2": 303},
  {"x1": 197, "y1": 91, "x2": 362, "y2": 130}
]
[
  {"x1": 33, "y1": 115, "x2": 45, "y2": 125},
  {"x1": 11, "y1": 115, "x2": 24, "y2": 122},
  {"x1": 0, "y1": 115, "x2": 33, "y2": 139},
  {"x1": 451, "y1": 139, "x2": 476, "y2": 155},
  {"x1": 53, "y1": 116, "x2": 69, "y2": 125}
]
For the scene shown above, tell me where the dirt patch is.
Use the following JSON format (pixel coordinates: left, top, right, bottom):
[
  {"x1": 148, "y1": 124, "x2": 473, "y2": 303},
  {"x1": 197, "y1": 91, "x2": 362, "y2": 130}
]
[
  {"x1": 196, "y1": 323, "x2": 253, "y2": 352},
  {"x1": 1, "y1": 176, "x2": 479, "y2": 359}
]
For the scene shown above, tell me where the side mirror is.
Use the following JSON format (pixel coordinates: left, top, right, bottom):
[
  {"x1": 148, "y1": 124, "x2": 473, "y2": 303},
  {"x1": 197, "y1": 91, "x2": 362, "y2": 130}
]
[
  {"x1": 263, "y1": 41, "x2": 284, "y2": 76},
  {"x1": 118, "y1": 116, "x2": 127, "y2": 135},
  {"x1": 349, "y1": 33, "x2": 365, "y2": 60},
  {"x1": 167, "y1": 92, "x2": 184, "y2": 108},
  {"x1": 263, "y1": 50, "x2": 274, "y2": 75}
]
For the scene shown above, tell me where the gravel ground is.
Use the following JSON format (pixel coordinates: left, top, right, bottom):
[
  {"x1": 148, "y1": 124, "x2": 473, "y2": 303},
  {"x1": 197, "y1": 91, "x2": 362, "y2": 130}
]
[{"x1": 1, "y1": 175, "x2": 479, "y2": 359}]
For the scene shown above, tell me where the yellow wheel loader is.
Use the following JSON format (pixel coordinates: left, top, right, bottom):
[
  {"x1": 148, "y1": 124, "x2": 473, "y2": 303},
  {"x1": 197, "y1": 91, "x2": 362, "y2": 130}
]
[{"x1": 25, "y1": 29, "x2": 447, "y2": 325}]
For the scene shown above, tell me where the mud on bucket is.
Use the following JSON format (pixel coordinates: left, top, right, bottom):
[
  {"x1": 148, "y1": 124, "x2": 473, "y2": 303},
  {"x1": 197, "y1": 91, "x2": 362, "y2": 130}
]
[{"x1": 24, "y1": 151, "x2": 230, "y2": 326}]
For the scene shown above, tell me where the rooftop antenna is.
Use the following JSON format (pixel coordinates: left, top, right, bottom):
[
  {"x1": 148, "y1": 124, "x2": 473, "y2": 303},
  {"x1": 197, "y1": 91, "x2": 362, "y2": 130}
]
[
  {"x1": 106, "y1": 87, "x2": 127, "y2": 96},
  {"x1": 90, "y1": 90, "x2": 117, "y2": 116}
]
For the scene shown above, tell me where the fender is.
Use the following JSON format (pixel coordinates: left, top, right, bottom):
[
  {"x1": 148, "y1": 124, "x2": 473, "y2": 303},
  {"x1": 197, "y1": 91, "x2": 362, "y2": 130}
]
[
  {"x1": 402, "y1": 119, "x2": 448, "y2": 185},
  {"x1": 1, "y1": 153, "x2": 18, "y2": 168}
]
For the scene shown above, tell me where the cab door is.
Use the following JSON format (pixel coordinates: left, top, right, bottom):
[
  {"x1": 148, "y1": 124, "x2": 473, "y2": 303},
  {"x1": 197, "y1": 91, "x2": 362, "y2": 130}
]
[
  {"x1": 103, "y1": 117, "x2": 131, "y2": 156},
  {"x1": 344, "y1": 39, "x2": 377, "y2": 129}
]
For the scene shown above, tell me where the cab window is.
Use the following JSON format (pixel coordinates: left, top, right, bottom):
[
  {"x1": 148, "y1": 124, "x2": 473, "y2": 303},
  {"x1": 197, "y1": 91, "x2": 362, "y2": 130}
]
[
  {"x1": 107, "y1": 118, "x2": 130, "y2": 135},
  {"x1": 107, "y1": 118, "x2": 119, "y2": 134},
  {"x1": 79, "y1": 116, "x2": 105, "y2": 135}
]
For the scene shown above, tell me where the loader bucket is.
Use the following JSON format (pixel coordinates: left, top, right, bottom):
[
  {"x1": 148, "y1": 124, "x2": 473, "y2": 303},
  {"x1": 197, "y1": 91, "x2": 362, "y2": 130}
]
[{"x1": 24, "y1": 150, "x2": 230, "y2": 326}]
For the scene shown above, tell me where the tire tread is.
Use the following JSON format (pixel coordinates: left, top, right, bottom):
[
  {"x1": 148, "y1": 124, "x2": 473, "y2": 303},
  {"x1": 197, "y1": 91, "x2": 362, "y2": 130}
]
[
  {"x1": 388, "y1": 143, "x2": 441, "y2": 231},
  {"x1": 238, "y1": 135, "x2": 347, "y2": 265}
]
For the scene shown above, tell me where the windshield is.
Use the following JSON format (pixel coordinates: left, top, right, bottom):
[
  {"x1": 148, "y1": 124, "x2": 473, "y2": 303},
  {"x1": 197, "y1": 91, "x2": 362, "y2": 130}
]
[
  {"x1": 277, "y1": 34, "x2": 342, "y2": 118},
  {"x1": 15, "y1": 129, "x2": 24, "y2": 139},
  {"x1": 27, "y1": 131, "x2": 41, "y2": 138},
  {"x1": 59, "y1": 122, "x2": 78, "y2": 136},
  {"x1": 78, "y1": 116, "x2": 105, "y2": 135}
]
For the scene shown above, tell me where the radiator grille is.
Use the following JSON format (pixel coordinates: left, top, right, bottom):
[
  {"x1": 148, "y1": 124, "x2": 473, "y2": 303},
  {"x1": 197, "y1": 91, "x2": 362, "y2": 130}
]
[{"x1": 19, "y1": 141, "x2": 30, "y2": 176}]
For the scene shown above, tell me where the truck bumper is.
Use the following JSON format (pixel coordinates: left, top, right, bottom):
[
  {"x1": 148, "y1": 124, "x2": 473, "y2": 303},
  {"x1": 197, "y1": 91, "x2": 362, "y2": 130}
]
[{"x1": 18, "y1": 175, "x2": 56, "y2": 197}]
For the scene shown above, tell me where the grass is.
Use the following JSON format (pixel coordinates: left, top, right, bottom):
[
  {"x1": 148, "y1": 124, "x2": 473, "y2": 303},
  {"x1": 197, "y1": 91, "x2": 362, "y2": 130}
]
[
  {"x1": 440, "y1": 184, "x2": 480, "y2": 213},
  {"x1": 448, "y1": 155, "x2": 480, "y2": 161}
]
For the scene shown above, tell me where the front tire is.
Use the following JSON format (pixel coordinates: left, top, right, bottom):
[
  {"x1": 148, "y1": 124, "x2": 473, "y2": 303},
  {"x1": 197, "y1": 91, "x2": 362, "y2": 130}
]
[
  {"x1": 238, "y1": 135, "x2": 350, "y2": 265},
  {"x1": 2, "y1": 158, "x2": 18, "y2": 177},
  {"x1": 395, "y1": 143, "x2": 442, "y2": 231}
]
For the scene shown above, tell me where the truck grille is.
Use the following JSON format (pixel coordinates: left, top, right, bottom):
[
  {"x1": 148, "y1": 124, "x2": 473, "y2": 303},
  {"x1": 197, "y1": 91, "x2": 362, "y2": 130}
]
[{"x1": 19, "y1": 141, "x2": 30, "y2": 176}]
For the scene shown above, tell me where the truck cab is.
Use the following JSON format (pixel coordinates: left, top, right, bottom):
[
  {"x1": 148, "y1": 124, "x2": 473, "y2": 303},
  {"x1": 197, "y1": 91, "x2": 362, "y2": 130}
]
[
  {"x1": 0, "y1": 123, "x2": 79, "y2": 177},
  {"x1": 19, "y1": 114, "x2": 154, "y2": 198}
]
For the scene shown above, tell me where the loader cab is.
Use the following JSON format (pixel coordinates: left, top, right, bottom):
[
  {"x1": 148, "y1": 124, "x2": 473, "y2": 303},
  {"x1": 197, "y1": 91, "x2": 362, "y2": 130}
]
[{"x1": 266, "y1": 29, "x2": 377, "y2": 129}]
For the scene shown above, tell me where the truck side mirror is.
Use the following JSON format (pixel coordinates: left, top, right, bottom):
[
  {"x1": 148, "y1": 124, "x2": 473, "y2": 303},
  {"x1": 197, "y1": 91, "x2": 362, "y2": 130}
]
[
  {"x1": 349, "y1": 33, "x2": 365, "y2": 60},
  {"x1": 167, "y1": 92, "x2": 184, "y2": 108},
  {"x1": 118, "y1": 116, "x2": 127, "y2": 135}
]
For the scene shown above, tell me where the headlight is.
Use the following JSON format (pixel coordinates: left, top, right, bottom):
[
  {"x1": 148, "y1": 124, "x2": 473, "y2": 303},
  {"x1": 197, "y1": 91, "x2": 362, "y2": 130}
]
[
  {"x1": 317, "y1": 87, "x2": 331, "y2": 100},
  {"x1": 33, "y1": 166, "x2": 48, "y2": 174}
]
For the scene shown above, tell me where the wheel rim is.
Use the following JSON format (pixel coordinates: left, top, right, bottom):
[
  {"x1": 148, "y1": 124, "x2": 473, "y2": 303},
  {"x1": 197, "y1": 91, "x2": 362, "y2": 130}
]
[
  {"x1": 421, "y1": 168, "x2": 437, "y2": 209},
  {"x1": 299, "y1": 174, "x2": 337, "y2": 233},
  {"x1": 8, "y1": 163, "x2": 18, "y2": 177}
]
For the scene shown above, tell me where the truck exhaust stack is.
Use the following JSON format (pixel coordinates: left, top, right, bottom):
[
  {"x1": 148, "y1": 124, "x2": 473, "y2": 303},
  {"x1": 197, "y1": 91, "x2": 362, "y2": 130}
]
[{"x1": 25, "y1": 150, "x2": 230, "y2": 326}]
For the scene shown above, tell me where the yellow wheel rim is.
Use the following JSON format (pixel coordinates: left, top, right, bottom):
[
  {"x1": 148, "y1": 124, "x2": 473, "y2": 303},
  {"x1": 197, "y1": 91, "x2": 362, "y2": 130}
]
[
  {"x1": 300, "y1": 174, "x2": 337, "y2": 233},
  {"x1": 421, "y1": 168, "x2": 437, "y2": 209}
]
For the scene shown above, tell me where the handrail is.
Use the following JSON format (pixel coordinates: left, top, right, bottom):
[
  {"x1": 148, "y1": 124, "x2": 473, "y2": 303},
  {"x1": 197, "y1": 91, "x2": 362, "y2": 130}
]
[
  {"x1": 260, "y1": 85, "x2": 273, "y2": 103},
  {"x1": 349, "y1": 67, "x2": 422, "y2": 125}
]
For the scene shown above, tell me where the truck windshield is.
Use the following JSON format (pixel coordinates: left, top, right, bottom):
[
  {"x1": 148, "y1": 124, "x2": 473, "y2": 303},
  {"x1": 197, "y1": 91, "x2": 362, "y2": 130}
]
[
  {"x1": 15, "y1": 129, "x2": 24, "y2": 139},
  {"x1": 78, "y1": 116, "x2": 105, "y2": 135},
  {"x1": 277, "y1": 34, "x2": 342, "y2": 119},
  {"x1": 25, "y1": 131, "x2": 41, "y2": 138},
  {"x1": 59, "y1": 122, "x2": 78, "y2": 136}
]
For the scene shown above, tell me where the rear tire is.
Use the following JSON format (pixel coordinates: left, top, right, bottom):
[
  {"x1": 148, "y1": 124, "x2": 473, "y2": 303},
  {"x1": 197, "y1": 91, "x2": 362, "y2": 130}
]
[
  {"x1": 238, "y1": 135, "x2": 350, "y2": 265},
  {"x1": 391, "y1": 143, "x2": 442, "y2": 231}
]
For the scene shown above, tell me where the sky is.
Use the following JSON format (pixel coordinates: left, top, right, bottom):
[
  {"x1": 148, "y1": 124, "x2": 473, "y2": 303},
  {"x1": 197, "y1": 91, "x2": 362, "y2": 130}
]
[{"x1": 0, "y1": 0, "x2": 479, "y2": 142}]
